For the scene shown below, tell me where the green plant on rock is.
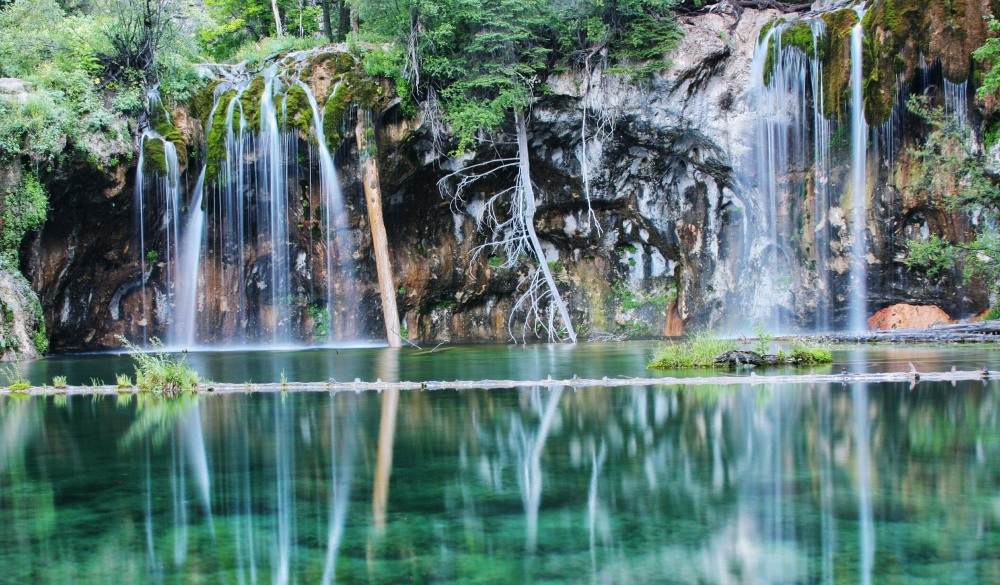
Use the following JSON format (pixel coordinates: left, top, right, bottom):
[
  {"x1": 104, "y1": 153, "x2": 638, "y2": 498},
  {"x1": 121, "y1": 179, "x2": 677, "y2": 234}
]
[
  {"x1": 752, "y1": 324, "x2": 773, "y2": 356},
  {"x1": 1, "y1": 172, "x2": 48, "y2": 264},
  {"x1": 52, "y1": 375, "x2": 67, "y2": 388},
  {"x1": 790, "y1": 343, "x2": 833, "y2": 364},
  {"x1": 1, "y1": 362, "x2": 29, "y2": 391},
  {"x1": 648, "y1": 332, "x2": 737, "y2": 369},
  {"x1": 307, "y1": 305, "x2": 332, "y2": 342},
  {"x1": 116, "y1": 373, "x2": 133, "y2": 388},
  {"x1": 118, "y1": 335, "x2": 199, "y2": 397}
]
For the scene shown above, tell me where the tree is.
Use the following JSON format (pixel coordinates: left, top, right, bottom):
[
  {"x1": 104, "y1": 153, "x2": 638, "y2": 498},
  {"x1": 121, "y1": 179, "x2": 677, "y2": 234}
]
[{"x1": 99, "y1": 0, "x2": 179, "y2": 83}]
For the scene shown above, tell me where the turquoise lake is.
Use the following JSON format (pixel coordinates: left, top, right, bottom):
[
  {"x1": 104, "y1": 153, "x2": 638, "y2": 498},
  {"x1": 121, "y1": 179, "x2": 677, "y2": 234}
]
[{"x1": 1, "y1": 343, "x2": 999, "y2": 583}]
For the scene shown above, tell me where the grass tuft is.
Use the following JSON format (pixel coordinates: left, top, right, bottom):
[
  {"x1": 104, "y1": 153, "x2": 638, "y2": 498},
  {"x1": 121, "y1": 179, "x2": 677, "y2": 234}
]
[
  {"x1": 116, "y1": 373, "x2": 134, "y2": 389},
  {"x1": 648, "y1": 332, "x2": 737, "y2": 369},
  {"x1": 118, "y1": 336, "x2": 199, "y2": 397},
  {"x1": 52, "y1": 375, "x2": 67, "y2": 388},
  {"x1": 790, "y1": 344, "x2": 833, "y2": 364}
]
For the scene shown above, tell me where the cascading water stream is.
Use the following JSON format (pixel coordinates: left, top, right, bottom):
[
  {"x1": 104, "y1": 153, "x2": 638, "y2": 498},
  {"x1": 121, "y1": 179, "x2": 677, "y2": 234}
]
[
  {"x1": 258, "y1": 66, "x2": 294, "y2": 343},
  {"x1": 848, "y1": 5, "x2": 869, "y2": 332},
  {"x1": 294, "y1": 79, "x2": 357, "y2": 333},
  {"x1": 811, "y1": 19, "x2": 833, "y2": 331},
  {"x1": 174, "y1": 168, "x2": 206, "y2": 348}
]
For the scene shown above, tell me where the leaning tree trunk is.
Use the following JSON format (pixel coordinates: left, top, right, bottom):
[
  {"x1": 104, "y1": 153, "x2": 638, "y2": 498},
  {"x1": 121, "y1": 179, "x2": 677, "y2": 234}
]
[
  {"x1": 515, "y1": 111, "x2": 578, "y2": 344},
  {"x1": 356, "y1": 110, "x2": 403, "y2": 347}
]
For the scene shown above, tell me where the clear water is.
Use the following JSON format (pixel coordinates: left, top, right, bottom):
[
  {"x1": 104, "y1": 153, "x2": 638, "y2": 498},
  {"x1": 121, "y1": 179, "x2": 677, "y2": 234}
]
[{"x1": 2, "y1": 344, "x2": 1000, "y2": 583}]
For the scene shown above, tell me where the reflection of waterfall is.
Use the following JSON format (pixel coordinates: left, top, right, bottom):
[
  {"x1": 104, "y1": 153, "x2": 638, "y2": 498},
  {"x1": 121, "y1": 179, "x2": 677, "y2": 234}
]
[
  {"x1": 320, "y1": 394, "x2": 358, "y2": 585},
  {"x1": 134, "y1": 53, "x2": 361, "y2": 348},
  {"x1": 852, "y1": 383, "x2": 874, "y2": 585}
]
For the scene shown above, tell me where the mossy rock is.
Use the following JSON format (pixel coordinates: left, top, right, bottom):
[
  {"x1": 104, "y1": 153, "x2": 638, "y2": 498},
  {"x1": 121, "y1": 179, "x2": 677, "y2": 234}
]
[
  {"x1": 204, "y1": 89, "x2": 237, "y2": 182},
  {"x1": 820, "y1": 8, "x2": 859, "y2": 120},
  {"x1": 142, "y1": 138, "x2": 168, "y2": 174},
  {"x1": 763, "y1": 19, "x2": 824, "y2": 86}
]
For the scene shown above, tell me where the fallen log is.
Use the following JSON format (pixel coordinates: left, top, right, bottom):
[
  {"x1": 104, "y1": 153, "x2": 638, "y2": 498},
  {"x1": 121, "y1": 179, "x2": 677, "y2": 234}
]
[{"x1": 3, "y1": 367, "x2": 996, "y2": 396}]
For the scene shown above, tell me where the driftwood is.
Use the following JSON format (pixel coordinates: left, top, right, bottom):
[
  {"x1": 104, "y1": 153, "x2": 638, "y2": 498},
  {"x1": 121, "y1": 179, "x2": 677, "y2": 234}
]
[
  {"x1": 815, "y1": 320, "x2": 1000, "y2": 344},
  {"x1": 3, "y1": 367, "x2": 995, "y2": 396}
]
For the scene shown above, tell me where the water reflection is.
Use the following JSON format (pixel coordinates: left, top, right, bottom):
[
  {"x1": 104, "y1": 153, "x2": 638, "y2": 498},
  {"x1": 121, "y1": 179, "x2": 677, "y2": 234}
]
[{"x1": 1, "y1": 381, "x2": 999, "y2": 583}]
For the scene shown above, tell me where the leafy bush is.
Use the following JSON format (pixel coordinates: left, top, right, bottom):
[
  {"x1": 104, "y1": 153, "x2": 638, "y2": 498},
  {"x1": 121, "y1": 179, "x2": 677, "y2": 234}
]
[
  {"x1": 119, "y1": 336, "x2": 199, "y2": 397},
  {"x1": 790, "y1": 343, "x2": 833, "y2": 364},
  {"x1": 648, "y1": 332, "x2": 736, "y2": 369},
  {"x1": 1, "y1": 172, "x2": 48, "y2": 263}
]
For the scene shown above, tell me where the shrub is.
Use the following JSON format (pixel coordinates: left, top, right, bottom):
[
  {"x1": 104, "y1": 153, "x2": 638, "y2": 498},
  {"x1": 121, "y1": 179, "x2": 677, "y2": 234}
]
[
  {"x1": 1, "y1": 363, "x2": 30, "y2": 390},
  {"x1": 648, "y1": 332, "x2": 737, "y2": 369},
  {"x1": 119, "y1": 335, "x2": 199, "y2": 397},
  {"x1": 790, "y1": 344, "x2": 833, "y2": 364}
]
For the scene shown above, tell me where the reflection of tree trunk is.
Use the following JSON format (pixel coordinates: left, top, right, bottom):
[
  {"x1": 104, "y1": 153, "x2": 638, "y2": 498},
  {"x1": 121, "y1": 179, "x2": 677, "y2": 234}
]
[
  {"x1": 270, "y1": 0, "x2": 284, "y2": 37},
  {"x1": 518, "y1": 386, "x2": 563, "y2": 554},
  {"x1": 372, "y1": 388, "x2": 399, "y2": 536},
  {"x1": 356, "y1": 110, "x2": 402, "y2": 347}
]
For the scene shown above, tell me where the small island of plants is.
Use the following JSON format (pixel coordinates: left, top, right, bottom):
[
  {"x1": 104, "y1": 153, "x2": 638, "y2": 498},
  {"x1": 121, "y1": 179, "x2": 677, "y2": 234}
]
[{"x1": 648, "y1": 331, "x2": 833, "y2": 370}]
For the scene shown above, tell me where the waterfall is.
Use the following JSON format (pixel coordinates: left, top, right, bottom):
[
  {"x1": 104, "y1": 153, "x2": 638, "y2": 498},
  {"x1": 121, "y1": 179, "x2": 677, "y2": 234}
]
[
  {"x1": 811, "y1": 19, "x2": 833, "y2": 331},
  {"x1": 258, "y1": 66, "x2": 294, "y2": 343},
  {"x1": 849, "y1": 6, "x2": 869, "y2": 333},
  {"x1": 134, "y1": 53, "x2": 362, "y2": 348},
  {"x1": 749, "y1": 20, "x2": 831, "y2": 331},
  {"x1": 944, "y1": 79, "x2": 969, "y2": 132},
  {"x1": 294, "y1": 79, "x2": 357, "y2": 333},
  {"x1": 173, "y1": 168, "x2": 206, "y2": 348}
]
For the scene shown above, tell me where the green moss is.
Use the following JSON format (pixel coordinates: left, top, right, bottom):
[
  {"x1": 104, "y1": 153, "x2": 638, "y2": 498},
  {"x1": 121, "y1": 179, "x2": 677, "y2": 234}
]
[
  {"x1": 763, "y1": 19, "x2": 823, "y2": 86},
  {"x1": 205, "y1": 89, "x2": 236, "y2": 181},
  {"x1": 239, "y1": 76, "x2": 266, "y2": 129},
  {"x1": 820, "y1": 8, "x2": 859, "y2": 119},
  {"x1": 322, "y1": 79, "x2": 348, "y2": 150},
  {"x1": 282, "y1": 84, "x2": 315, "y2": 137},
  {"x1": 142, "y1": 137, "x2": 167, "y2": 174}
]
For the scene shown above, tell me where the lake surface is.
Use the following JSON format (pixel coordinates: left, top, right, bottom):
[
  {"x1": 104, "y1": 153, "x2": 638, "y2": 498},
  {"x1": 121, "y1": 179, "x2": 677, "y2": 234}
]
[{"x1": 2, "y1": 343, "x2": 1000, "y2": 583}]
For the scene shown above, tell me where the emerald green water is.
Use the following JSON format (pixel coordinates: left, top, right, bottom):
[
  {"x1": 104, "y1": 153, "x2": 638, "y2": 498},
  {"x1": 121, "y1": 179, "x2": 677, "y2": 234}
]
[{"x1": 2, "y1": 344, "x2": 1000, "y2": 583}]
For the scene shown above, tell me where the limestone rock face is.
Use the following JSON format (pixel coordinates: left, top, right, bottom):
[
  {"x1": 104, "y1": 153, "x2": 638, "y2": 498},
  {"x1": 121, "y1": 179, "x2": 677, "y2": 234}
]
[
  {"x1": 868, "y1": 304, "x2": 952, "y2": 331},
  {"x1": 20, "y1": 2, "x2": 996, "y2": 350},
  {"x1": 0, "y1": 264, "x2": 46, "y2": 361}
]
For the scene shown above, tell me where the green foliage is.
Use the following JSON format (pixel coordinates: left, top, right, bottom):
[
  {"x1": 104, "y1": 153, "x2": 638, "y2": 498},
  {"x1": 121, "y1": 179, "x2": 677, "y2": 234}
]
[
  {"x1": 904, "y1": 95, "x2": 1000, "y2": 294},
  {"x1": 974, "y1": 16, "x2": 1000, "y2": 102},
  {"x1": 146, "y1": 249, "x2": 160, "y2": 263},
  {"x1": 307, "y1": 305, "x2": 332, "y2": 342},
  {"x1": 1, "y1": 362, "x2": 29, "y2": 390},
  {"x1": 648, "y1": 331, "x2": 736, "y2": 369},
  {"x1": 116, "y1": 373, "x2": 133, "y2": 388},
  {"x1": 488, "y1": 255, "x2": 504, "y2": 267},
  {"x1": 790, "y1": 343, "x2": 833, "y2": 364},
  {"x1": 33, "y1": 327, "x2": 48, "y2": 354},
  {"x1": 119, "y1": 335, "x2": 199, "y2": 397},
  {"x1": 986, "y1": 305, "x2": 1000, "y2": 320},
  {"x1": 1, "y1": 172, "x2": 48, "y2": 263},
  {"x1": 752, "y1": 324, "x2": 773, "y2": 356},
  {"x1": 51, "y1": 375, "x2": 67, "y2": 388}
]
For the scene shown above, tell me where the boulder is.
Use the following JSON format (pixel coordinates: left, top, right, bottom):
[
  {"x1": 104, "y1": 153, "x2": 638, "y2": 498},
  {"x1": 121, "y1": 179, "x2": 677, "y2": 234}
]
[{"x1": 868, "y1": 304, "x2": 951, "y2": 331}]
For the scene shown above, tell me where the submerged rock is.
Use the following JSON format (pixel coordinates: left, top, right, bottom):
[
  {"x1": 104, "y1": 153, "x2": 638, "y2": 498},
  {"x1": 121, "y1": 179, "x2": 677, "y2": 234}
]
[{"x1": 868, "y1": 304, "x2": 952, "y2": 331}]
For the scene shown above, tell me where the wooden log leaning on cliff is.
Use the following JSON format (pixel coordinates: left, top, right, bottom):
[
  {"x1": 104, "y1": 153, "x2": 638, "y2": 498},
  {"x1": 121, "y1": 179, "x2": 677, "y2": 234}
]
[{"x1": 356, "y1": 108, "x2": 403, "y2": 348}]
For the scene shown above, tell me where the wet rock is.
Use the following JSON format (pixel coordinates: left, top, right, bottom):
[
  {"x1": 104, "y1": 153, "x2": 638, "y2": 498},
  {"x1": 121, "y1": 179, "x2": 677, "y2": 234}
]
[
  {"x1": 868, "y1": 304, "x2": 952, "y2": 331},
  {"x1": 714, "y1": 350, "x2": 765, "y2": 367}
]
